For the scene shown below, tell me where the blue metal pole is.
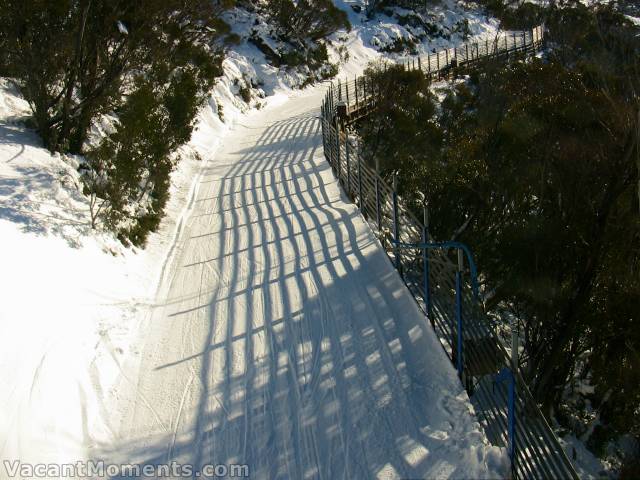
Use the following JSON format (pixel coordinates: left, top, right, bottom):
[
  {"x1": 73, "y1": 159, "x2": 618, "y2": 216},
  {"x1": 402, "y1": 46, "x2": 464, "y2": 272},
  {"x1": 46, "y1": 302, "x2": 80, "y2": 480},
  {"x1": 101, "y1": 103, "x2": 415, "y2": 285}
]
[
  {"x1": 391, "y1": 239, "x2": 480, "y2": 300},
  {"x1": 455, "y1": 249, "x2": 463, "y2": 378},
  {"x1": 422, "y1": 204, "x2": 432, "y2": 324}
]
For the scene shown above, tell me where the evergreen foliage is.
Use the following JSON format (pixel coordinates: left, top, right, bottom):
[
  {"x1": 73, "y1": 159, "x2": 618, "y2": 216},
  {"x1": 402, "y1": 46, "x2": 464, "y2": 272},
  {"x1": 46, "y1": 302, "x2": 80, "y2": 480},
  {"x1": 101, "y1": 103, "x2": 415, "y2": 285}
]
[
  {"x1": 358, "y1": 63, "x2": 441, "y2": 190},
  {"x1": 265, "y1": 0, "x2": 350, "y2": 43},
  {"x1": 0, "y1": 0, "x2": 229, "y2": 245}
]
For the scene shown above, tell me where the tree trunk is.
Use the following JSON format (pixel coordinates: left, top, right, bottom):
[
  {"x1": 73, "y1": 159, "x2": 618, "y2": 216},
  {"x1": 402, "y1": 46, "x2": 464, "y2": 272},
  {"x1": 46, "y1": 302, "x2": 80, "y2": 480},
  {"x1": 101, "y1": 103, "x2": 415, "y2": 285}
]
[
  {"x1": 56, "y1": 0, "x2": 91, "y2": 152},
  {"x1": 69, "y1": 46, "x2": 98, "y2": 154},
  {"x1": 532, "y1": 160, "x2": 633, "y2": 409}
]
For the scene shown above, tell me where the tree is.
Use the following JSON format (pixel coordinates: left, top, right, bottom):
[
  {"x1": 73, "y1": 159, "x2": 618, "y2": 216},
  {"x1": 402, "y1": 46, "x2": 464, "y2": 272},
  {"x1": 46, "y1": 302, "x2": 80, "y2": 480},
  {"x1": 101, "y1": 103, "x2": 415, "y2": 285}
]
[
  {"x1": 357, "y1": 62, "x2": 441, "y2": 200},
  {"x1": 0, "y1": 0, "x2": 227, "y2": 154},
  {"x1": 356, "y1": 2, "x2": 640, "y2": 444},
  {"x1": 1, "y1": 0, "x2": 229, "y2": 244},
  {"x1": 265, "y1": 0, "x2": 350, "y2": 44}
]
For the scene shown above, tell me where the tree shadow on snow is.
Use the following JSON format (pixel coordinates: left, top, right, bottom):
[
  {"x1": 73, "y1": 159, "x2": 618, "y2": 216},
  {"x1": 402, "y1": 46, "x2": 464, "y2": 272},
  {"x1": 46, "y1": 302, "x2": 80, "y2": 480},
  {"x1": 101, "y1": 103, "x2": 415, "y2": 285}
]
[{"x1": 0, "y1": 122, "x2": 90, "y2": 248}]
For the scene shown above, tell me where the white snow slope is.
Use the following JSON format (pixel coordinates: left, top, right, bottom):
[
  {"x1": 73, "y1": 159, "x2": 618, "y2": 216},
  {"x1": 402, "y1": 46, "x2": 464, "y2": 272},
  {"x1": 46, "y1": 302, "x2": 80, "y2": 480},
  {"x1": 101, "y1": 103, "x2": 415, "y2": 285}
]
[{"x1": 93, "y1": 88, "x2": 505, "y2": 479}]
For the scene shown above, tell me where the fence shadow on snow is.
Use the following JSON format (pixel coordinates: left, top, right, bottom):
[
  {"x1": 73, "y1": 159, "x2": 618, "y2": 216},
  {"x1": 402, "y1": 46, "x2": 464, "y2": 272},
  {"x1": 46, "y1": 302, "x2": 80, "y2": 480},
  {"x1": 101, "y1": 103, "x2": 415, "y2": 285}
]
[{"x1": 320, "y1": 25, "x2": 579, "y2": 480}]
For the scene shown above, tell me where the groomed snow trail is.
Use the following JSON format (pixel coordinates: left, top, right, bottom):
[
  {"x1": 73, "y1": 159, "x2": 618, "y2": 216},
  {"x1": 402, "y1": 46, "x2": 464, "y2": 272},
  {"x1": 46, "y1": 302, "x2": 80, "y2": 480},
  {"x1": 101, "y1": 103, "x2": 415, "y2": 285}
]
[{"x1": 100, "y1": 88, "x2": 503, "y2": 479}]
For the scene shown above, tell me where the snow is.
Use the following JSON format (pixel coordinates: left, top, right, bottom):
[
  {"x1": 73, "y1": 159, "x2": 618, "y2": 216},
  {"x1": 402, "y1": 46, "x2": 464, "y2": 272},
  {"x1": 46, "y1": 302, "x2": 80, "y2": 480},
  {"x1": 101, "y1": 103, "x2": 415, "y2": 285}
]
[
  {"x1": 0, "y1": 73, "x2": 243, "y2": 473},
  {"x1": 220, "y1": 0, "x2": 501, "y2": 90},
  {"x1": 561, "y1": 434, "x2": 612, "y2": 479},
  {"x1": 89, "y1": 88, "x2": 506, "y2": 479},
  {"x1": 0, "y1": 3, "x2": 516, "y2": 478},
  {"x1": 330, "y1": 0, "x2": 501, "y2": 74},
  {"x1": 626, "y1": 15, "x2": 640, "y2": 27},
  {"x1": 117, "y1": 21, "x2": 129, "y2": 36}
]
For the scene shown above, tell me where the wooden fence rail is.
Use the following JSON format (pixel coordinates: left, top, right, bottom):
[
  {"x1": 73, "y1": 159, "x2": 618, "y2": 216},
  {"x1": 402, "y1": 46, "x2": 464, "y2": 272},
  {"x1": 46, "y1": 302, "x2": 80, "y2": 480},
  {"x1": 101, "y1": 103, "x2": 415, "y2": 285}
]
[
  {"x1": 320, "y1": 26, "x2": 579, "y2": 480},
  {"x1": 328, "y1": 25, "x2": 545, "y2": 124}
]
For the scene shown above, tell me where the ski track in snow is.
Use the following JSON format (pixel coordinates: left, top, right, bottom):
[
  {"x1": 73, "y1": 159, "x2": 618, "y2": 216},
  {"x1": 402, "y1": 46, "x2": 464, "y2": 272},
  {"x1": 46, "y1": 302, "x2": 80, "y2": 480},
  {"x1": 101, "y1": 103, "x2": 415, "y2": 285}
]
[{"x1": 94, "y1": 87, "x2": 503, "y2": 479}]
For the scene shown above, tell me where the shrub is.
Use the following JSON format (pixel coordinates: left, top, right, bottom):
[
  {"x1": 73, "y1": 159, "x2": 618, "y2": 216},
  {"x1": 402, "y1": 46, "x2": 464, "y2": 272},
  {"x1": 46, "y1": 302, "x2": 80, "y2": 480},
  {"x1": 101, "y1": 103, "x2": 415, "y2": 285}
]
[
  {"x1": 82, "y1": 48, "x2": 217, "y2": 245},
  {"x1": 265, "y1": 0, "x2": 350, "y2": 43},
  {"x1": 1, "y1": 0, "x2": 227, "y2": 244},
  {"x1": 239, "y1": 84, "x2": 251, "y2": 103},
  {"x1": 0, "y1": 0, "x2": 226, "y2": 154}
]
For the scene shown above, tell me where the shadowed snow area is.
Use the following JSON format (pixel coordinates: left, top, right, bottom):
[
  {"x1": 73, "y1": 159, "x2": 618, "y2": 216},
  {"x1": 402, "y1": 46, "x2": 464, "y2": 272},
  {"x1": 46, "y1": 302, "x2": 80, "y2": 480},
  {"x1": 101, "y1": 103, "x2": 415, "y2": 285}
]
[{"x1": 95, "y1": 89, "x2": 505, "y2": 479}]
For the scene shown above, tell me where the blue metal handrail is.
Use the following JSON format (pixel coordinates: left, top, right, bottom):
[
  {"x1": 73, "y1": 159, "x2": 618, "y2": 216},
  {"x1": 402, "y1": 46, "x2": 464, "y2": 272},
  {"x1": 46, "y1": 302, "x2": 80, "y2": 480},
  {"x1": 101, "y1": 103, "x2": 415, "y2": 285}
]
[{"x1": 391, "y1": 239, "x2": 480, "y2": 299}]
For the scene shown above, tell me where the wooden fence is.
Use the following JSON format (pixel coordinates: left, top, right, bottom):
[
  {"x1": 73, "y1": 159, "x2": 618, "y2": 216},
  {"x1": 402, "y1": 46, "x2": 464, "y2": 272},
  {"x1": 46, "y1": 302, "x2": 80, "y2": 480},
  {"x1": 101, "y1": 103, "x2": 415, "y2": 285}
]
[{"x1": 320, "y1": 26, "x2": 579, "y2": 480}]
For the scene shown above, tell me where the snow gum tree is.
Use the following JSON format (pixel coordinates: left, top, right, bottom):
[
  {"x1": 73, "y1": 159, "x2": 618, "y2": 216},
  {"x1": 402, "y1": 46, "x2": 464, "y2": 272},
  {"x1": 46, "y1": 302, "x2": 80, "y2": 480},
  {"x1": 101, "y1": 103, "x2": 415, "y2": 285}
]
[
  {"x1": 1, "y1": 0, "x2": 232, "y2": 245},
  {"x1": 265, "y1": 0, "x2": 350, "y2": 43}
]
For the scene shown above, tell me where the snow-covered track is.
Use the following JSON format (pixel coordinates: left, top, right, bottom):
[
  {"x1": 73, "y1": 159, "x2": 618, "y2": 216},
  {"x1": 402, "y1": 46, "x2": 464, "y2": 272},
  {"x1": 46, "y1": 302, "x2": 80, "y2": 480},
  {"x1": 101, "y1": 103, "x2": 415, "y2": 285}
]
[{"x1": 98, "y1": 91, "x2": 503, "y2": 479}]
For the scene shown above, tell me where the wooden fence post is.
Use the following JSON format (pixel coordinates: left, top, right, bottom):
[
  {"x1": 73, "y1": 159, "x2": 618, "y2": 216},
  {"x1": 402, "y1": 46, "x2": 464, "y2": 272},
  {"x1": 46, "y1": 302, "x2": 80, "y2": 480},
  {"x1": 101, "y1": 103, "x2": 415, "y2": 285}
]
[
  {"x1": 363, "y1": 76, "x2": 367, "y2": 103},
  {"x1": 392, "y1": 175, "x2": 401, "y2": 274},
  {"x1": 329, "y1": 84, "x2": 333, "y2": 115},
  {"x1": 375, "y1": 158, "x2": 381, "y2": 232},
  {"x1": 345, "y1": 80, "x2": 349, "y2": 106},
  {"x1": 334, "y1": 116, "x2": 341, "y2": 180},
  {"x1": 346, "y1": 135, "x2": 351, "y2": 196},
  {"x1": 357, "y1": 154, "x2": 363, "y2": 211},
  {"x1": 321, "y1": 100, "x2": 327, "y2": 156}
]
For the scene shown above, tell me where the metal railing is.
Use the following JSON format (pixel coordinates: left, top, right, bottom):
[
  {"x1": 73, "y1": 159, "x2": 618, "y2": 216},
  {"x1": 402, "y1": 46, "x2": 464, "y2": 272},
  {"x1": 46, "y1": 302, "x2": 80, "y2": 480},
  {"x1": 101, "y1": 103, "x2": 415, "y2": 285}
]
[{"x1": 319, "y1": 26, "x2": 579, "y2": 479}]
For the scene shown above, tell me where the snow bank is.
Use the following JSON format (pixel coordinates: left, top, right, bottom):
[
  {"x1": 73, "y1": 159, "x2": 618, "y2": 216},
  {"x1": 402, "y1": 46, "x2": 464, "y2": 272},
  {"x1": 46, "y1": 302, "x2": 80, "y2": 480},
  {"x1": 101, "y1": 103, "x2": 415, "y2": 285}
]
[{"x1": 0, "y1": 64, "x2": 245, "y2": 467}]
